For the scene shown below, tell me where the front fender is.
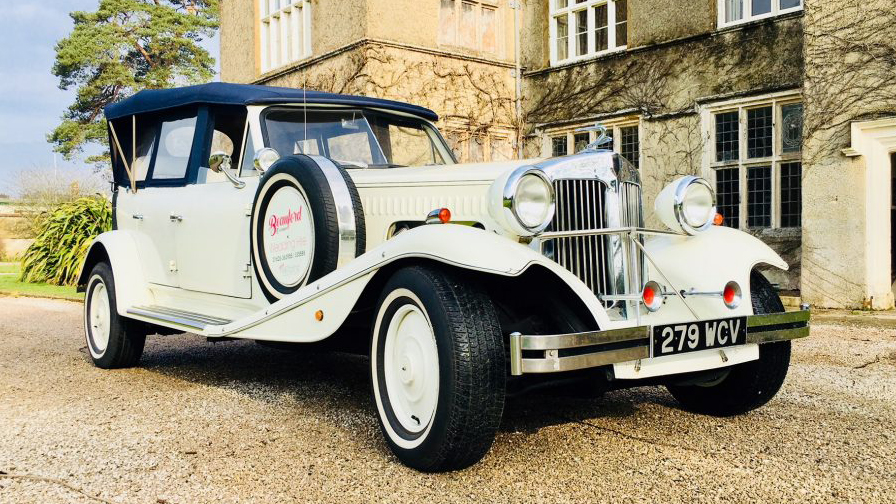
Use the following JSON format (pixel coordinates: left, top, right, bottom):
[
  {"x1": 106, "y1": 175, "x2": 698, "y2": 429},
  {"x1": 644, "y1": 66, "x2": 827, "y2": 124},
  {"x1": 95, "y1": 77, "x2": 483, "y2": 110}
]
[
  {"x1": 220, "y1": 224, "x2": 613, "y2": 340},
  {"x1": 643, "y1": 226, "x2": 787, "y2": 321},
  {"x1": 76, "y1": 231, "x2": 151, "y2": 315}
]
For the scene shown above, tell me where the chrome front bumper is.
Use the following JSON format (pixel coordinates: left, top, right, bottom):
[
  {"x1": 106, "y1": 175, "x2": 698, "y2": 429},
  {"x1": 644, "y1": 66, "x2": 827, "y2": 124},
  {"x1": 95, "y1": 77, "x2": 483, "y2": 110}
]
[{"x1": 508, "y1": 310, "x2": 810, "y2": 376}]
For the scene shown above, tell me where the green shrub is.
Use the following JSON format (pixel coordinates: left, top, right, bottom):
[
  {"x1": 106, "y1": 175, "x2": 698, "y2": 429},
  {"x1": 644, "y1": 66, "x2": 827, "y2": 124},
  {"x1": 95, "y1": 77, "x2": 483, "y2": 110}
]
[{"x1": 20, "y1": 196, "x2": 112, "y2": 286}]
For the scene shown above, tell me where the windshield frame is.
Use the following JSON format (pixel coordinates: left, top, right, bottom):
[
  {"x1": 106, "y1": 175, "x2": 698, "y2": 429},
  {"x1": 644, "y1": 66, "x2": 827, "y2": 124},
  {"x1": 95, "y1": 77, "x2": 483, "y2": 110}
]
[{"x1": 259, "y1": 105, "x2": 457, "y2": 168}]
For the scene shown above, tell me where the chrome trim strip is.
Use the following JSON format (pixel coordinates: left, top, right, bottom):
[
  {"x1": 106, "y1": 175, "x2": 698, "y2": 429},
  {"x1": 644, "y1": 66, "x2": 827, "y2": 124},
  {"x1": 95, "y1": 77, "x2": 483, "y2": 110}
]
[
  {"x1": 539, "y1": 226, "x2": 682, "y2": 239},
  {"x1": 746, "y1": 326, "x2": 810, "y2": 344},
  {"x1": 747, "y1": 310, "x2": 811, "y2": 327},
  {"x1": 309, "y1": 155, "x2": 358, "y2": 268},
  {"x1": 127, "y1": 305, "x2": 233, "y2": 330},
  {"x1": 508, "y1": 310, "x2": 811, "y2": 376},
  {"x1": 519, "y1": 326, "x2": 649, "y2": 351},
  {"x1": 520, "y1": 346, "x2": 649, "y2": 374}
]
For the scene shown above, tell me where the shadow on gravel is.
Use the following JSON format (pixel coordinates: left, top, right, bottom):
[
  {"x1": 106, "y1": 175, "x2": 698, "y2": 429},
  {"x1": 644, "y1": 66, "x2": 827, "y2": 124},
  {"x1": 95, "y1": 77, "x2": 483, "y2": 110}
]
[{"x1": 136, "y1": 334, "x2": 674, "y2": 436}]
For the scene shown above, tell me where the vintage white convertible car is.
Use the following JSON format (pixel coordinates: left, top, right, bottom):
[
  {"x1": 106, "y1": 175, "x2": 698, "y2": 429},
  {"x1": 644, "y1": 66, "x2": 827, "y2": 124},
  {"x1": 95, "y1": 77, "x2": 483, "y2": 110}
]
[{"x1": 80, "y1": 82, "x2": 809, "y2": 471}]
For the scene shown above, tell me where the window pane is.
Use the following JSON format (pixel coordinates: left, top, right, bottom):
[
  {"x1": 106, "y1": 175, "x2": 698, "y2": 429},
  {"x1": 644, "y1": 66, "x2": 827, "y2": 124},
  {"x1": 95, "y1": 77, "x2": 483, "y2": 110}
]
[
  {"x1": 716, "y1": 168, "x2": 740, "y2": 228},
  {"x1": 747, "y1": 165, "x2": 772, "y2": 228},
  {"x1": 620, "y1": 125, "x2": 639, "y2": 168},
  {"x1": 556, "y1": 15, "x2": 568, "y2": 60},
  {"x1": 781, "y1": 103, "x2": 803, "y2": 153},
  {"x1": 780, "y1": 0, "x2": 801, "y2": 8},
  {"x1": 575, "y1": 9, "x2": 588, "y2": 56},
  {"x1": 615, "y1": 0, "x2": 628, "y2": 47},
  {"x1": 459, "y1": 2, "x2": 476, "y2": 48},
  {"x1": 725, "y1": 0, "x2": 743, "y2": 22},
  {"x1": 574, "y1": 132, "x2": 590, "y2": 152},
  {"x1": 153, "y1": 116, "x2": 197, "y2": 180},
  {"x1": 439, "y1": 0, "x2": 456, "y2": 45},
  {"x1": 747, "y1": 107, "x2": 773, "y2": 158},
  {"x1": 552, "y1": 136, "x2": 568, "y2": 157},
  {"x1": 715, "y1": 111, "x2": 739, "y2": 162},
  {"x1": 480, "y1": 7, "x2": 497, "y2": 53},
  {"x1": 752, "y1": 0, "x2": 772, "y2": 16},
  {"x1": 240, "y1": 132, "x2": 256, "y2": 178},
  {"x1": 594, "y1": 4, "x2": 608, "y2": 52},
  {"x1": 556, "y1": 0, "x2": 568, "y2": 8},
  {"x1": 780, "y1": 162, "x2": 802, "y2": 227}
]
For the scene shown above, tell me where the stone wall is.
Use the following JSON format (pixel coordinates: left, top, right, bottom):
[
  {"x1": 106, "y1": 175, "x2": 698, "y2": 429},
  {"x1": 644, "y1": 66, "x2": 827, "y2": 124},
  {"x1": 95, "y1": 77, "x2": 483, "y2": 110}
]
[{"x1": 800, "y1": 0, "x2": 896, "y2": 308}]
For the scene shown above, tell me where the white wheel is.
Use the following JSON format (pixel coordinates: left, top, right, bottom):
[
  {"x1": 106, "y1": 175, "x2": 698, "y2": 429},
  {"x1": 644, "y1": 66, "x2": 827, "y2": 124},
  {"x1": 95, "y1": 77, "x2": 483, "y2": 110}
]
[
  {"x1": 382, "y1": 291, "x2": 440, "y2": 438},
  {"x1": 373, "y1": 289, "x2": 439, "y2": 449},
  {"x1": 370, "y1": 266, "x2": 505, "y2": 472},
  {"x1": 85, "y1": 274, "x2": 111, "y2": 359},
  {"x1": 82, "y1": 262, "x2": 145, "y2": 369}
]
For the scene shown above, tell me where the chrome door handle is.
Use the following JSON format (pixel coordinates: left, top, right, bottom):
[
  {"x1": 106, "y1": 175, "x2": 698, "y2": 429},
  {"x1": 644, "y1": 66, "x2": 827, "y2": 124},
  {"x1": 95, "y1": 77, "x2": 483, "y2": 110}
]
[
  {"x1": 169, "y1": 214, "x2": 183, "y2": 222},
  {"x1": 132, "y1": 214, "x2": 144, "y2": 220}
]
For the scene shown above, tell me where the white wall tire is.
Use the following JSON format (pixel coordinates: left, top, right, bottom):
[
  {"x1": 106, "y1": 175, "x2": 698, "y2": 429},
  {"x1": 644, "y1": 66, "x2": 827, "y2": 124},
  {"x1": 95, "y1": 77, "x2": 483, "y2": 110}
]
[
  {"x1": 371, "y1": 265, "x2": 505, "y2": 472},
  {"x1": 85, "y1": 277, "x2": 112, "y2": 359},
  {"x1": 83, "y1": 262, "x2": 146, "y2": 369}
]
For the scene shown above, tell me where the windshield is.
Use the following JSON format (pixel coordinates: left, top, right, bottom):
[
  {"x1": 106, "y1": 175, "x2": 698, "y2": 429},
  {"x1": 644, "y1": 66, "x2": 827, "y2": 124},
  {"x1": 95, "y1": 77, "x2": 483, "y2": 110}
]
[{"x1": 263, "y1": 108, "x2": 454, "y2": 168}]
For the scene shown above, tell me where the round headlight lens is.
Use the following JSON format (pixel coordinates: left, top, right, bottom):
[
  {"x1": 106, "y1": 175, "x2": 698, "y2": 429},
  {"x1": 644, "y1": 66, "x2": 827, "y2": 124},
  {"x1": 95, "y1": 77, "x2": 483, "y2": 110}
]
[
  {"x1": 680, "y1": 181, "x2": 715, "y2": 229},
  {"x1": 514, "y1": 173, "x2": 553, "y2": 230}
]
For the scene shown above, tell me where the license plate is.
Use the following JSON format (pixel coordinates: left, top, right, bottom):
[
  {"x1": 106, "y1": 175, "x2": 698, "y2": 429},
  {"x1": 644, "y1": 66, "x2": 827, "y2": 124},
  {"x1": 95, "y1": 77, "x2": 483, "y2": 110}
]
[{"x1": 652, "y1": 317, "x2": 747, "y2": 357}]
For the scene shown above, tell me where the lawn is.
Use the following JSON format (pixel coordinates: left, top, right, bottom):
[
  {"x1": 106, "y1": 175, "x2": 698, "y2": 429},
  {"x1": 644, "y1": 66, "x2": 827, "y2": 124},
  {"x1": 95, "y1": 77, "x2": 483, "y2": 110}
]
[{"x1": 0, "y1": 262, "x2": 83, "y2": 301}]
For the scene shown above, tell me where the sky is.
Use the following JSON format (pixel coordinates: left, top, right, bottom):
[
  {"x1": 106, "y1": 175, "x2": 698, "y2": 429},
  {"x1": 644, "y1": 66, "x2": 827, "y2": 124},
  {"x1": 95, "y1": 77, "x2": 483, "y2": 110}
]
[{"x1": 0, "y1": 0, "x2": 219, "y2": 196}]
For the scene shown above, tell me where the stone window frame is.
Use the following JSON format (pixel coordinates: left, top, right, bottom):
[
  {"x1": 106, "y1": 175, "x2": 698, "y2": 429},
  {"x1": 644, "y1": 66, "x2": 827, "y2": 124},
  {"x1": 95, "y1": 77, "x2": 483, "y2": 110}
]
[
  {"x1": 549, "y1": 0, "x2": 628, "y2": 67},
  {"x1": 700, "y1": 90, "x2": 803, "y2": 230},
  {"x1": 438, "y1": 0, "x2": 503, "y2": 57},
  {"x1": 541, "y1": 117, "x2": 641, "y2": 168},
  {"x1": 717, "y1": 0, "x2": 803, "y2": 29},
  {"x1": 259, "y1": 0, "x2": 312, "y2": 73}
]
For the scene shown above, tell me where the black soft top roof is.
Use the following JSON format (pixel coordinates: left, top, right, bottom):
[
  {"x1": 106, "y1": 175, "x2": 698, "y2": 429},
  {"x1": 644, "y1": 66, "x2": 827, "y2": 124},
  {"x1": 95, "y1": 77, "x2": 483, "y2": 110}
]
[{"x1": 103, "y1": 82, "x2": 439, "y2": 122}]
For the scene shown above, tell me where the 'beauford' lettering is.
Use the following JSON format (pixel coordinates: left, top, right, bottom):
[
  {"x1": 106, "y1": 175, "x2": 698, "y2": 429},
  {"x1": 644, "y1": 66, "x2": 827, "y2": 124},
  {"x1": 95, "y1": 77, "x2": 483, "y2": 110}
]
[{"x1": 268, "y1": 207, "x2": 303, "y2": 236}]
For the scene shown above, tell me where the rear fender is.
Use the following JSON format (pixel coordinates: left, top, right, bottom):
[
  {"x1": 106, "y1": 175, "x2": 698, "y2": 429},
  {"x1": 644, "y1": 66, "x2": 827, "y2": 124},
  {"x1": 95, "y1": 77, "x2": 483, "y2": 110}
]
[{"x1": 76, "y1": 231, "x2": 152, "y2": 314}]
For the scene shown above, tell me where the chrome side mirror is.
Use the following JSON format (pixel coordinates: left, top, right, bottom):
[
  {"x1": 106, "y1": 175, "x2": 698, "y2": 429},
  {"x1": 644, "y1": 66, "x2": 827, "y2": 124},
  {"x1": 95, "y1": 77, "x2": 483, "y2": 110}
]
[
  {"x1": 253, "y1": 148, "x2": 281, "y2": 174},
  {"x1": 209, "y1": 151, "x2": 245, "y2": 189}
]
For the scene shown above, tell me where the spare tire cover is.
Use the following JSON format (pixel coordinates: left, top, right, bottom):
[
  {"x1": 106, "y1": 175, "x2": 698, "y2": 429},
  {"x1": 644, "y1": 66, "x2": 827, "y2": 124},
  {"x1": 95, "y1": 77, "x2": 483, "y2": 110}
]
[{"x1": 251, "y1": 155, "x2": 365, "y2": 302}]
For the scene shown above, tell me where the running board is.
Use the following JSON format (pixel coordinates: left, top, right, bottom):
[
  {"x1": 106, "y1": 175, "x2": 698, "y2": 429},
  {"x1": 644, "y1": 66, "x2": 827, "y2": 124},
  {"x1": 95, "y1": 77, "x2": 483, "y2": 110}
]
[{"x1": 127, "y1": 305, "x2": 233, "y2": 331}]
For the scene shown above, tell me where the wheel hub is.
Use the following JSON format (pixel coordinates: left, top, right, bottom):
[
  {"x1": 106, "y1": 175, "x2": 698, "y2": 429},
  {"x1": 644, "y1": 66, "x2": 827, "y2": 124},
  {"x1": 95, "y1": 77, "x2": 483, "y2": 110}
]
[{"x1": 383, "y1": 304, "x2": 439, "y2": 434}]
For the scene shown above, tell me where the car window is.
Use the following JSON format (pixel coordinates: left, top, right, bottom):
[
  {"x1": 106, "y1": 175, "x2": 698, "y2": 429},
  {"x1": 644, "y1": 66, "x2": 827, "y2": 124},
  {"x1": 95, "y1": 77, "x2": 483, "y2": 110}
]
[
  {"x1": 240, "y1": 132, "x2": 256, "y2": 178},
  {"x1": 153, "y1": 116, "x2": 197, "y2": 179},
  {"x1": 386, "y1": 124, "x2": 446, "y2": 166},
  {"x1": 132, "y1": 125, "x2": 156, "y2": 182},
  {"x1": 327, "y1": 131, "x2": 374, "y2": 165}
]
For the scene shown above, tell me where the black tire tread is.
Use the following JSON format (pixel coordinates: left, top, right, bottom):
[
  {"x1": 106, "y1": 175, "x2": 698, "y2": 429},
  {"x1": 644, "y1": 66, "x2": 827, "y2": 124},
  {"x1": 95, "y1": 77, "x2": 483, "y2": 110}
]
[
  {"x1": 86, "y1": 262, "x2": 146, "y2": 369},
  {"x1": 420, "y1": 266, "x2": 504, "y2": 471},
  {"x1": 374, "y1": 265, "x2": 505, "y2": 472},
  {"x1": 666, "y1": 270, "x2": 791, "y2": 417}
]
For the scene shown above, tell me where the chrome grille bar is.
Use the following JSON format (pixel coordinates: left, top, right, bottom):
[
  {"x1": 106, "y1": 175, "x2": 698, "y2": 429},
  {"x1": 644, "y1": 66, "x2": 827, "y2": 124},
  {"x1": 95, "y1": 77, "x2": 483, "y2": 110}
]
[{"x1": 543, "y1": 179, "x2": 645, "y2": 309}]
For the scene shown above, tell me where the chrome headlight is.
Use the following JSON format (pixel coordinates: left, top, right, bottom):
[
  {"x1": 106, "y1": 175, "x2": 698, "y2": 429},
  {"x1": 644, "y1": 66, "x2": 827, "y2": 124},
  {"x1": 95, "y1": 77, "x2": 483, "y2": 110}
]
[
  {"x1": 655, "y1": 176, "x2": 716, "y2": 235},
  {"x1": 502, "y1": 168, "x2": 555, "y2": 235}
]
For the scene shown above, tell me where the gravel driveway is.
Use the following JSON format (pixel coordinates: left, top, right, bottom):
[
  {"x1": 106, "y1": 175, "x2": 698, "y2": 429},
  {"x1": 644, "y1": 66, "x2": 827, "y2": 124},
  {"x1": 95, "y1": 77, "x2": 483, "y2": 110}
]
[{"x1": 1, "y1": 296, "x2": 894, "y2": 503}]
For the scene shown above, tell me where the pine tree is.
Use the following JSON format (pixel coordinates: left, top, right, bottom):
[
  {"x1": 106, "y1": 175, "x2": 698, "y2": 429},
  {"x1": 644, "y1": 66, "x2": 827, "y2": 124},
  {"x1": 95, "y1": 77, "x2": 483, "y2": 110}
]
[{"x1": 50, "y1": 0, "x2": 219, "y2": 164}]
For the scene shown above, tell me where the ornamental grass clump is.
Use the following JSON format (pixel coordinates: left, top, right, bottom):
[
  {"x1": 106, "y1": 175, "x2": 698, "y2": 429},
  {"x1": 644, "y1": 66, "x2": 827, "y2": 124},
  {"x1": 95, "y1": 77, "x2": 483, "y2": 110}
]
[{"x1": 20, "y1": 196, "x2": 112, "y2": 286}]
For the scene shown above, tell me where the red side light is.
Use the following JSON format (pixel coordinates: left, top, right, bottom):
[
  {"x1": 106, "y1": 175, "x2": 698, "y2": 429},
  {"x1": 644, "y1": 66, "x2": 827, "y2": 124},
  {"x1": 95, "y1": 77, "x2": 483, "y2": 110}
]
[
  {"x1": 643, "y1": 285, "x2": 656, "y2": 306},
  {"x1": 438, "y1": 208, "x2": 451, "y2": 224},
  {"x1": 723, "y1": 284, "x2": 735, "y2": 304},
  {"x1": 642, "y1": 281, "x2": 663, "y2": 312},
  {"x1": 722, "y1": 281, "x2": 741, "y2": 309},
  {"x1": 713, "y1": 213, "x2": 724, "y2": 226}
]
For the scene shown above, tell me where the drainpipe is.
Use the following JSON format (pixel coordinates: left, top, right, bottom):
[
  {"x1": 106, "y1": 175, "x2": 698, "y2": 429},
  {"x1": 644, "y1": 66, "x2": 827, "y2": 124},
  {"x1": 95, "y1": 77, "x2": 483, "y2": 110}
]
[{"x1": 512, "y1": 0, "x2": 523, "y2": 159}]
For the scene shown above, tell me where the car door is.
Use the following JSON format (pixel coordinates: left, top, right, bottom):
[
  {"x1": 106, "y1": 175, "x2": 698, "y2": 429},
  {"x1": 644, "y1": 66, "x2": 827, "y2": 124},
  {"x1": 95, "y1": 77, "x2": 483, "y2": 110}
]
[
  {"x1": 119, "y1": 112, "x2": 202, "y2": 288},
  {"x1": 172, "y1": 107, "x2": 257, "y2": 299}
]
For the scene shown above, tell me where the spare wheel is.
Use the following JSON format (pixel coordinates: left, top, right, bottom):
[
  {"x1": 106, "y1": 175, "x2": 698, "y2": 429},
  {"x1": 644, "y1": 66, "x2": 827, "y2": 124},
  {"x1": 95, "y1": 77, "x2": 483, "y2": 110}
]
[{"x1": 251, "y1": 154, "x2": 365, "y2": 302}]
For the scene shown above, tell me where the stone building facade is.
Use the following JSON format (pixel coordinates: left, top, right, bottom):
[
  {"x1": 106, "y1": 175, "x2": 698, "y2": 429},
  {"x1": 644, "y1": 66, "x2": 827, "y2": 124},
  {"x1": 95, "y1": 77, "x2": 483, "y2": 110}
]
[{"x1": 221, "y1": 0, "x2": 896, "y2": 309}]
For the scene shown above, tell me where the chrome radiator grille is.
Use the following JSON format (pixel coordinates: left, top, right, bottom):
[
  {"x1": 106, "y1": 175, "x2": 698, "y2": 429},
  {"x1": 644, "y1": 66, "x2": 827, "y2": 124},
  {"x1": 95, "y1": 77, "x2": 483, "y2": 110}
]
[{"x1": 543, "y1": 179, "x2": 645, "y2": 307}]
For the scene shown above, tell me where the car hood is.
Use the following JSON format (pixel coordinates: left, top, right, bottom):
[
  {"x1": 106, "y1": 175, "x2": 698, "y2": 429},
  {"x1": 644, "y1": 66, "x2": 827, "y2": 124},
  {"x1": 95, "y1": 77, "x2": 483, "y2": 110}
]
[{"x1": 346, "y1": 159, "x2": 544, "y2": 187}]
